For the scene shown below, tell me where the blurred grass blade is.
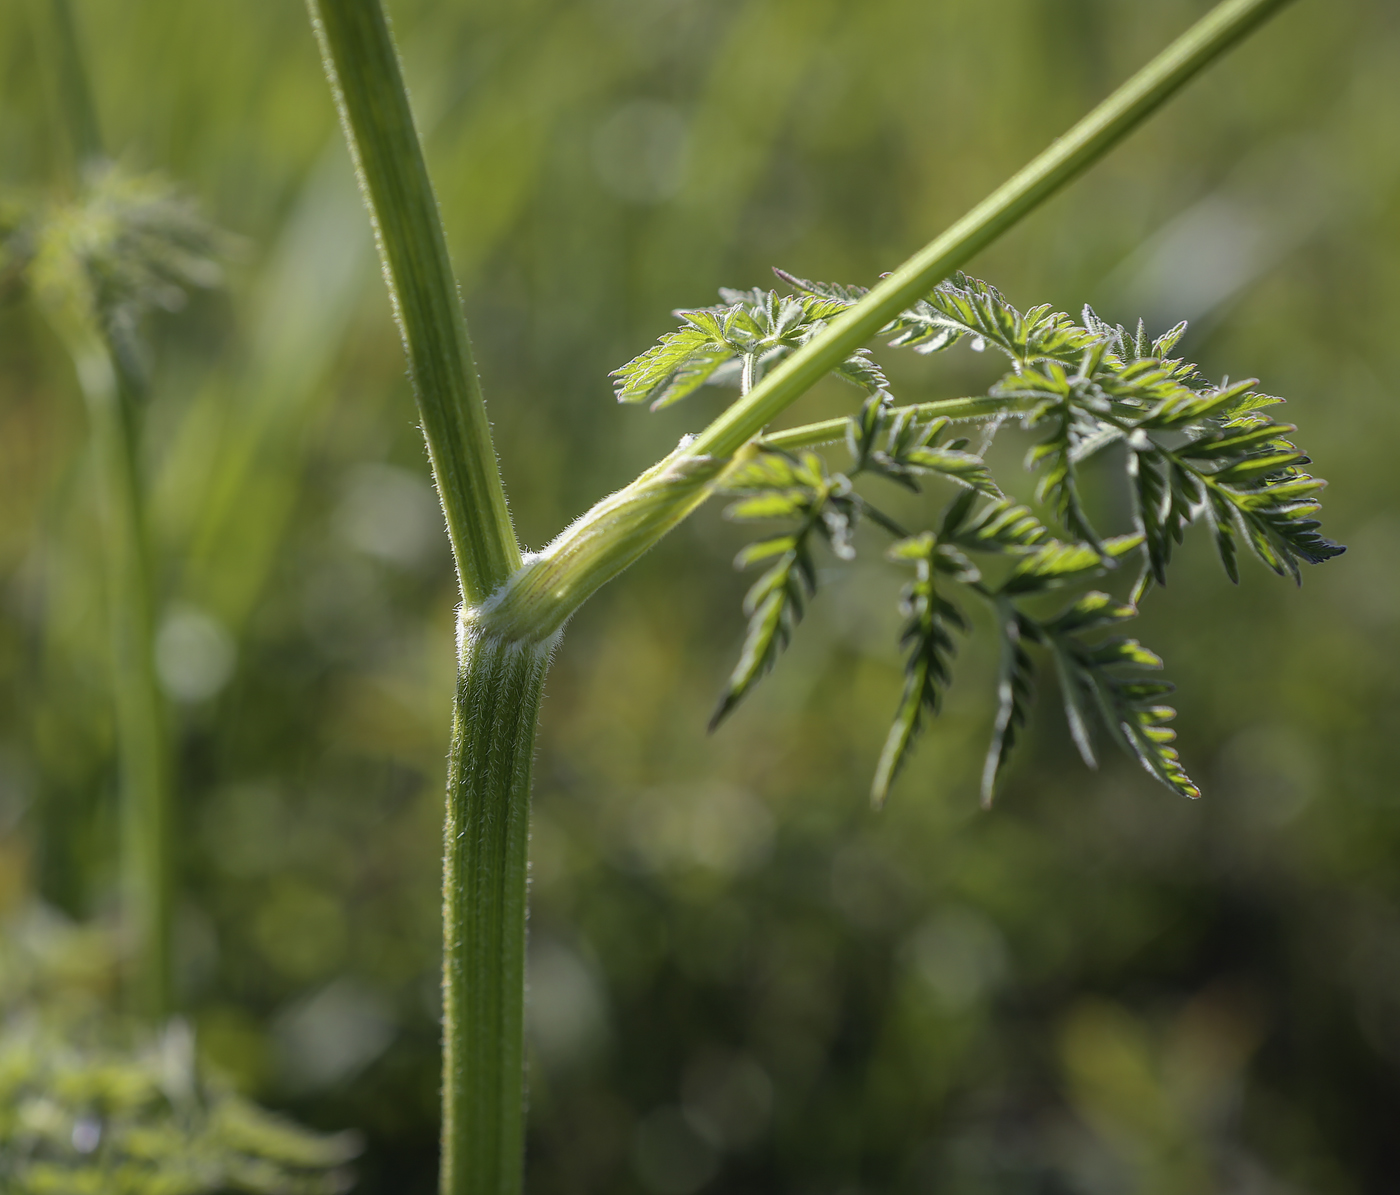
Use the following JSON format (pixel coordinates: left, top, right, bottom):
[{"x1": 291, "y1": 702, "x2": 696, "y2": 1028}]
[
  {"x1": 164, "y1": 141, "x2": 374, "y2": 630},
  {"x1": 28, "y1": 0, "x2": 103, "y2": 169}
]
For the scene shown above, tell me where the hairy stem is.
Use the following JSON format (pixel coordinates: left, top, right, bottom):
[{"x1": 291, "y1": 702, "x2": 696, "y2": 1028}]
[
  {"x1": 307, "y1": 0, "x2": 520, "y2": 602},
  {"x1": 442, "y1": 629, "x2": 552, "y2": 1195},
  {"x1": 307, "y1": 4, "x2": 539, "y2": 1192}
]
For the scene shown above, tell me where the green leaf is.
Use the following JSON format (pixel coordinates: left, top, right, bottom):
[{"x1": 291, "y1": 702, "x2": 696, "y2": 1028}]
[
  {"x1": 724, "y1": 449, "x2": 826, "y2": 493},
  {"x1": 1218, "y1": 390, "x2": 1286, "y2": 426},
  {"x1": 714, "y1": 449, "x2": 866, "y2": 725},
  {"x1": 898, "y1": 446, "x2": 1000, "y2": 495},
  {"x1": 726, "y1": 492, "x2": 810, "y2": 522},
  {"x1": 772, "y1": 268, "x2": 869, "y2": 304},
  {"x1": 871, "y1": 533, "x2": 966, "y2": 806},
  {"x1": 710, "y1": 555, "x2": 809, "y2": 730},
  {"x1": 1001, "y1": 534, "x2": 1141, "y2": 595},
  {"x1": 828, "y1": 346, "x2": 889, "y2": 394},
  {"x1": 733, "y1": 535, "x2": 799, "y2": 567},
  {"x1": 1211, "y1": 451, "x2": 1309, "y2": 485},
  {"x1": 1152, "y1": 320, "x2": 1188, "y2": 357},
  {"x1": 981, "y1": 602, "x2": 1036, "y2": 807},
  {"x1": 890, "y1": 274, "x2": 1100, "y2": 364},
  {"x1": 945, "y1": 497, "x2": 1051, "y2": 555},
  {"x1": 1035, "y1": 602, "x2": 1200, "y2": 799},
  {"x1": 1041, "y1": 590, "x2": 1136, "y2": 636},
  {"x1": 611, "y1": 327, "x2": 734, "y2": 409},
  {"x1": 1128, "y1": 447, "x2": 1200, "y2": 586},
  {"x1": 1175, "y1": 422, "x2": 1297, "y2": 460},
  {"x1": 1136, "y1": 377, "x2": 1257, "y2": 430}
]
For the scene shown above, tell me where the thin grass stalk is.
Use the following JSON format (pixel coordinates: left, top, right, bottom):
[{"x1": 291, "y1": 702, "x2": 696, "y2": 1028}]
[
  {"x1": 80, "y1": 346, "x2": 173, "y2": 1019},
  {"x1": 42, "y1": 0, "x2": 103, "y2": 168},
  {"x1": 32, "y1": 0, "x2": 174, "y2": 1018}
]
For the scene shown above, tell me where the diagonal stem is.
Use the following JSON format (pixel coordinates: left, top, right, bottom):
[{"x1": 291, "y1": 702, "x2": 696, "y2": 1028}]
[
  {"x1": 481, "y1": 0, "x2": 1298, "y2": 646},
  {"x1": 307, "y1": 0, "x2": 520, "y2": 603},
  {"x1": 688, "y1": 0, "x2": 1296, "y2": 460}
]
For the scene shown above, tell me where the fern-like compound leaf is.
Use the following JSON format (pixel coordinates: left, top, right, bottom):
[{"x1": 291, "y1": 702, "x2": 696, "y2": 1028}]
[
  {"x1": 713, "y1": 450, "x2": 862, "y2": 728},
  {"x1": 981, "y1": 600, "x2": 1036, "y2": 807},
  {"x1": 613, "y1": 285, "x2": 888, "y2": 409},
  {"x1": 646, "y1": 267, "x2": 1342, "y2": 805},
  {"x1": 846, "y1": 395, "x2": 1000, "y2": 497},
  {"x1": 872, "y1": 532, "x2": 967, "y2": 806},
  {"x1": 611, "y1": 327, "x2": 734, "y2": 408},
  {"x1": 1037, "y1": 596, "x2": 1200, "y2": 799}
]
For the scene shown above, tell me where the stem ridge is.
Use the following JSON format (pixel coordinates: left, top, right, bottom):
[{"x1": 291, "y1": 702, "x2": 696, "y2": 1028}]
[{"x1": 441, "y1": 629, "x2": 554, "y2": 1195}]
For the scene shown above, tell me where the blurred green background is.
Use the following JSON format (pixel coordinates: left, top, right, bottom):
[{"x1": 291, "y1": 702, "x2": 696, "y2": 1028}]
[{"x1": 2, "y1": 0, "x2": 1398, "y2": 1191}]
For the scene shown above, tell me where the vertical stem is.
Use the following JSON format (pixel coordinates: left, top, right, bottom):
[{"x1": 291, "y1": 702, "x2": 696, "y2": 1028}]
[
  {"x1": 31, "y1": 0, "x2": 172, "y2": 1018},
  {"x1": 45, "y1": 0, "x2": 103, "y2": 168},
  {"x1": 306, "y1": 5, "x2": 541, "y2": 1190},
  {"x1": 78, "y1": 346, "x2": 172, "y2": 1019},
  {"x1": 25, "y1": 0, "x2": 104, "y2": 179},
  {"x1": 442, "y1": 629, "x2": 552, "y2": 1195}
]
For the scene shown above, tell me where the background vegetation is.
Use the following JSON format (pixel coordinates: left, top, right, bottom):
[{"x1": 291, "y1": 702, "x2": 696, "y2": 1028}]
[{"x1": 1, "y1": 0, "x2": 1397, "y2": 1191}]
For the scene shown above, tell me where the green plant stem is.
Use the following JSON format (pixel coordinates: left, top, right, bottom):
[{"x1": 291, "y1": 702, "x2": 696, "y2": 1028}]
[
  {"x1": 691, "y1": 0, "x2": 1294, "y2": 460},
  {"x1": 441, "y1": 630, "x2": 552, "y2": 1195},
  {"x1": 307, "y1": 0, "x2": 519, "y2": 603},
  {"x1": 311, "y1": 0, "x2": 1294, "y2": 1189},
  {"x1": 479, "y1": 0, "x2": 1295, "y2": 646},
  {"x1": 33, "y1": 0, "x2": 173, "y2": 1019},
  {"x1": 78, "y1": 344, "x2": 173, "y2": 1019},
  {"x1": 307, "y1": 4, "x2": 538, "y2": 1193}
]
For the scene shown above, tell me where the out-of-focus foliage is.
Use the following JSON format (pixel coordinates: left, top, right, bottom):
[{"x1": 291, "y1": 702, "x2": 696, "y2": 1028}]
[
  {"x1": 2, "y1": 0, "x2": 1399, "y2": 1192},
  {"x1": 0, "y1": 907, "x2": 358, "y2": 1193},
  {"x1": 18, "y1": 164, "x2": 225, "y2": 365}
]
